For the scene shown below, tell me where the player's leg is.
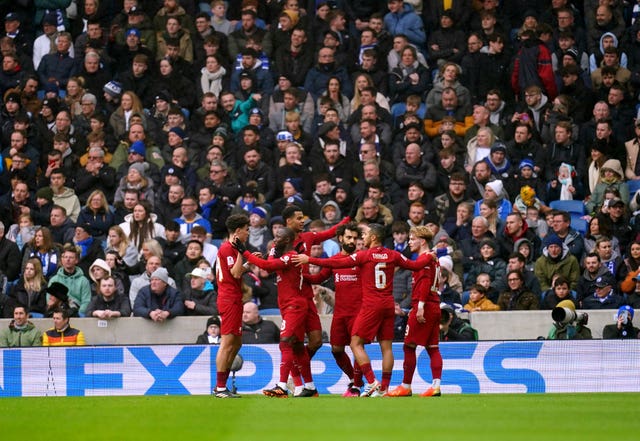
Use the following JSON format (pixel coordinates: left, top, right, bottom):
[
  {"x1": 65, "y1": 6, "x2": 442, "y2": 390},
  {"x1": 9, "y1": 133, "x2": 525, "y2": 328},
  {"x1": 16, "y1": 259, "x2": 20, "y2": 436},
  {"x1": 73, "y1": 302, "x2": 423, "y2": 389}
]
[
  {"x1": 214, "y1": 334, "x2": 241, "y2": 398},
  {"x1": 305, "y1": 298, "x2": 323, "y2": 358},
  {"x1": 331, "y1": 316, "x2": 358, "y2": 395},
  {"x1": 350, "y1": 334, "x2": 380, "y2": 396},
  {"x1": 420, "y1": 303, "x2": 443, "y2": 397},
  {"x1": 214, "y1": 301, "x2": 242, "y2": 397},
  {"x1": 378, "y1": 339, "x2": 394, "y2": 394}
]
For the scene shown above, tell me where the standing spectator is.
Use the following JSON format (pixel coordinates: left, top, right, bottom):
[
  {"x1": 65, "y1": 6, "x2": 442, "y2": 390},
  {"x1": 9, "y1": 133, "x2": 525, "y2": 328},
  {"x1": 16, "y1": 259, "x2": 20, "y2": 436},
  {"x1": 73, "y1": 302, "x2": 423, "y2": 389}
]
[
  {"x1": 383, "y1": 0, "x2": 425, "y2": 48},
  {"x1": 37, "y1": 32, "x2": 77, "y2": 90},
  {"x1": 511, "y1": 30, "x2": 557, "y2": 101}
]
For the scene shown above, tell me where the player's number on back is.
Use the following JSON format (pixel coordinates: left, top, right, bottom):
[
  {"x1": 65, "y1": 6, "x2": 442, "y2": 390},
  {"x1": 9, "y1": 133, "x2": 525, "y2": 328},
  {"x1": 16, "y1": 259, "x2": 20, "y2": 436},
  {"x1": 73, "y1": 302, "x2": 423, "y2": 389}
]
[{"x1": 374, "y1": 262, "x2": 387, "y2": 289}]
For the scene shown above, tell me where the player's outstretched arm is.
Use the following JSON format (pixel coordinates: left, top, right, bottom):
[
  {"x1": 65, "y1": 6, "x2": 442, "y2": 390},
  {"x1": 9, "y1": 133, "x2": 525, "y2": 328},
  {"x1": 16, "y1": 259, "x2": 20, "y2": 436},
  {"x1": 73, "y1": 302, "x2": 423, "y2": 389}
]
[
  {"x1": 243, "y1": 250, "x2": 289, "y2": 272},
  {"x1": 397, "y1": 251, "x2": 436, "y2": 271}
]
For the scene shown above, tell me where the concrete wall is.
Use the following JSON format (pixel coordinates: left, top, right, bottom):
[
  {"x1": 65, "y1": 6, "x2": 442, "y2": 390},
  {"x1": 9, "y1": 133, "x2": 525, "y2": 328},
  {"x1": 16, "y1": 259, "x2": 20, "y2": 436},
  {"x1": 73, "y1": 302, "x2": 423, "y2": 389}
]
[{"x1": 0, "y1": 310, "x2": 618, "y2": 345}]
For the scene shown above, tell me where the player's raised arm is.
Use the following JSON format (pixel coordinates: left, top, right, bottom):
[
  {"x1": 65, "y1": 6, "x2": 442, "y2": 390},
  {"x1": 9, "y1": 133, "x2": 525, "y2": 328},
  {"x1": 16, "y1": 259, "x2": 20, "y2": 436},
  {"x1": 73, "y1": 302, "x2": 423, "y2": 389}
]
[{"x1": 397, "y1": 251, "x2": 436, "y2": 271}]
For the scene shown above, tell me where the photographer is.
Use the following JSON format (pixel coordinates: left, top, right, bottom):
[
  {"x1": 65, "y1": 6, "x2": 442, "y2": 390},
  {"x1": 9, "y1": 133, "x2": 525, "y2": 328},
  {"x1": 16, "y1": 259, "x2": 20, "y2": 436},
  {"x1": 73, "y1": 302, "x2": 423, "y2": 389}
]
[
  {"x1": 602, "y1": 306, "x2": 640, "y2": 339},
  {"x1": 547, "y1": 300, "x2": 592, "y2": 340},
  {"x1": 439, "y1": 303, "x2": 478, "y2": 341}
]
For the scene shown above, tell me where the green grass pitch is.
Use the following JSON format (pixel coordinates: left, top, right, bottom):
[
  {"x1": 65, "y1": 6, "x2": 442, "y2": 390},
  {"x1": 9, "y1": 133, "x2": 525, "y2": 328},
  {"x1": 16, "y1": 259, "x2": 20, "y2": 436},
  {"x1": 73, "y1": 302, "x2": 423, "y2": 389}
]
[{"x1": 2, "y1": 393, "x2": 638, "y2": 440}]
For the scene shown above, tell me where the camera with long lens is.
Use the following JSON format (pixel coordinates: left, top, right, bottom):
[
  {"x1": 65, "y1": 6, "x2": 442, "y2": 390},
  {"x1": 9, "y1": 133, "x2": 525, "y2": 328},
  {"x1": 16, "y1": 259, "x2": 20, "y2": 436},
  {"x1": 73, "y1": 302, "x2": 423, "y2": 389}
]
[{"x1": 552, "y1": 304, "x2": 588, "y2": 326}]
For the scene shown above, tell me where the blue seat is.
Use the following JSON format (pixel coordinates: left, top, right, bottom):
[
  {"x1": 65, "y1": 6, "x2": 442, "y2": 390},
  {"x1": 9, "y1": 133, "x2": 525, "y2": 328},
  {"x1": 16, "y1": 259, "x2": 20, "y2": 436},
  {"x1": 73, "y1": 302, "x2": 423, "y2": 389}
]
[
  {"x1": 549, "y1": 200, "x2": 586, "y2": 215},
  {"x1": 259, "y1": 308, "x2": 281, "y2": 316},
  {"x1": 570, "y1": 215, "x2": 588, "y2": 234},
  {"x1": 627, "y1": 180, "x2": 640, "y2": 196}
]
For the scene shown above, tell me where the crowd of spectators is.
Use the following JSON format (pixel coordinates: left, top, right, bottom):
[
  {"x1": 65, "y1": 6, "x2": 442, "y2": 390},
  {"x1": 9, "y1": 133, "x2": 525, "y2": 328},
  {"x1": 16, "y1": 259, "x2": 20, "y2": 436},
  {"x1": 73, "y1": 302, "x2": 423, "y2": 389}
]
[{"x1": 2, "y1": 0, "x2": 640, "y2": 343}]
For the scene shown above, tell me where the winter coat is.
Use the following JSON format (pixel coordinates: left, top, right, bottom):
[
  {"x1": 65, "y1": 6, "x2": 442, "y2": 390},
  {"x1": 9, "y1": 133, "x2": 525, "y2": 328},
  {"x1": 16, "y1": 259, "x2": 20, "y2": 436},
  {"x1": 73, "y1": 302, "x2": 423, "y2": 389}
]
[
  {"x1": 133, "y1": 284, "x2": 184, "y2": 318},
  {"x1": 0, "y1": 320, "x2": 42, "y2": 347},
  {"x1": 383, "y1": 3, "x2": 426, "y2": 46},
  {"x1": 48, "y1": 267, "x2": 91, "y2": 315},
  {"x1": 534, "y1": 244, "x2": 581, "y2": 291}
]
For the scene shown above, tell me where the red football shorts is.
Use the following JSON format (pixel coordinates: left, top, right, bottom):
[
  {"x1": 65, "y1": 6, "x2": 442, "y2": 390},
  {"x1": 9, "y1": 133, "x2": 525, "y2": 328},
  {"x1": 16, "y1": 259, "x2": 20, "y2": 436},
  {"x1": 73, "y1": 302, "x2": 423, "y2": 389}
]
[
  {"x1": 352, "y1": 297, "x2": 395, "y2": 343},
  {"x1": 218, "y1": 297, "x2": 242, "y2": 336},
  {"x1": 404, "y1": 302, "x2": 441, "y2": 347},
  {"x1": 330, "y1": 314, "x2": 357, "y2": 346},
  {"x1": 280, "y1": 298, "x2": 308, "y2": 341}
]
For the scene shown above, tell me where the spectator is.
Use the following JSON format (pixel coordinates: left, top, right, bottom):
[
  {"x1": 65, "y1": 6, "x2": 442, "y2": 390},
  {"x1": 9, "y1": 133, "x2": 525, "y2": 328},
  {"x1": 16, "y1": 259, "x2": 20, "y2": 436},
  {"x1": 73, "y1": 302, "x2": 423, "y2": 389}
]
[
  {"x1": 0, "y1": 305, "x2": 42, "y2": 347},
  {"x1": 497, "y1": 269, "x2": 540, "y2": 310},
  {"x1": 582, "y1": 272, "x2": 625, "y2": 310},
  {"x1": 464, "y1": 283, "x2": 500, "y2": 312},
  {"x1": 42, "y1": 307, "x2": 86, "y2": 346},
  {"x1": 133, "y1": 267, "x2": 184, "y2": 320},
  {"x1": 48, "y1": 244, "x2": 92, "y2": 316},
  {"x1": 196, "y1": 316, "x2": 222, "y2": 344},
  {"x1": 85, "y1": 276, "x2": 132, "y2": 319},
  {"x1": 439, "y1": 303, "x2": 477, "y2": 341},
  {"x1": 241, "y1": 302, "x2": 280, "y2": 344},
  {"x1": 534, "y1": 234, "x2": 580, "y2": 291},
  {"x1": 602, "y1": 305, "x2": 640, "y2": 339},
  {"x1": 182, "y1": 267, "x2": 217, "y2": 316}
]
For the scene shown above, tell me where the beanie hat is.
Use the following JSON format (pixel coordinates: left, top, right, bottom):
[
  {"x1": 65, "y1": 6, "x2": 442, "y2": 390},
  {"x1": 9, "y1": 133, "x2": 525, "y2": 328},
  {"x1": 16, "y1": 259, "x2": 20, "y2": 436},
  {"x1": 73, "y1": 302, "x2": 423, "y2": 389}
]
[
  {"x1": 519, "y1": 158, "x2": 534, "y2": 170},
  {"x1": 251, "y1": 206, "x2": 268, "y2": 219},
  {"x1": 544, "y1": 234, "x2": 563, "y2": 248},
  {"x1": 168, "y1": 126, "x2": 187, "y2": 139},
  {"x1": 485, "y1": 180, "x2": 503, "y2": 196},
  {"x1": 128, "y1": 140, "x2": 146, "y2": 156},
  {"x1": 129, "y1": 162, "x2": 147, "y2": 176},
  {"x1": 207, "y1": 316, "x2": 221, "y2": 327},
  {"x1": 150, "y1": 267, "x2": 169, "y2": 284},
  {"x1": 103, "y1": 81, "x2": 122, "y2": 97}
]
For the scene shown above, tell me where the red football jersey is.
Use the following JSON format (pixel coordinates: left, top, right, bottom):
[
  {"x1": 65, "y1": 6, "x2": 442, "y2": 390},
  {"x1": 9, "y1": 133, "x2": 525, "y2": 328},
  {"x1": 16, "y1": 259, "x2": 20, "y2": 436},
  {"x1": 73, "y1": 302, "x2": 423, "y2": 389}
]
[{"x1": 215, "y1": 241, "x2": 243, "y2": 302}]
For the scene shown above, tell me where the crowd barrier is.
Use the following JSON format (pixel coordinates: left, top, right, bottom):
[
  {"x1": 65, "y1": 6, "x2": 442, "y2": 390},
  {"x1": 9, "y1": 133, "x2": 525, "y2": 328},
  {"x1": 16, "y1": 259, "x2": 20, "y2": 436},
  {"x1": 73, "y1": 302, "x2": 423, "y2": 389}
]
[
  {"x1": 1, "y1": 341, "x2": 639, "y2": 397},
  {"x1": 0, "y1": 310, "x2": 622, "y2": 345}
]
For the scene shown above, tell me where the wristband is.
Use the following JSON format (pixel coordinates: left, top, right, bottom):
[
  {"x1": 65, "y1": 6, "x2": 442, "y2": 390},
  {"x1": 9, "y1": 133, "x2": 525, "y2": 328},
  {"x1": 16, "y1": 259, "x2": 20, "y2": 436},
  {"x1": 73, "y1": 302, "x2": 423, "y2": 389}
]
[{"x1": 418, "y1": 301, "x2": 425, "y2": 309}]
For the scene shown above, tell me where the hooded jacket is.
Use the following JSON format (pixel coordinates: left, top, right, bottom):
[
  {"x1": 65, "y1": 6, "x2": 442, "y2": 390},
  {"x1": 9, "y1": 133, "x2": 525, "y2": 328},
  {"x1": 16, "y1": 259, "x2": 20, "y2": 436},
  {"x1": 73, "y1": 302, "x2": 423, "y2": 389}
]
[
  {"x1": 534, "y1": 242, "x2": 580, "y2": 291},
  {"x1": 0, "y1": 320, "x2": 42, "y2": 347}
]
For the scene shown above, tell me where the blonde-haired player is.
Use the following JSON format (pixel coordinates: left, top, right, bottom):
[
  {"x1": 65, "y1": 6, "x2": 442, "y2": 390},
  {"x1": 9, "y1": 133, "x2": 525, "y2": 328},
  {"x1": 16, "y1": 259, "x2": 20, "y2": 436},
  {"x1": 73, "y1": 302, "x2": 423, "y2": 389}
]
[{"x1": 386, "y1": 225, "x2": 443, "y2": 397}]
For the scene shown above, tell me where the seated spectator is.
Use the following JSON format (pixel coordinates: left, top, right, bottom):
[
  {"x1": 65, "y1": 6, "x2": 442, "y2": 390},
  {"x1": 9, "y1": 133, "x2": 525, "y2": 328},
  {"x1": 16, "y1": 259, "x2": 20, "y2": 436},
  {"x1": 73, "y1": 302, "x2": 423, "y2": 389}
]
[
  {"x1": 42, "y1": 307, "x2": 85, "y2": 346},
  {"x1": 196, "y1": 316, "x2": 221, "y2": 344},
  {"x1": 496, "y1": 269, "x2": 539, "y2": 310},
  {"x1": 541, "y1": 275, "x2": 577, "y2": 310},
  {"x1": 119, "y1": 201, "x2": 166, "y2": 253},
  {"x1": 0, "y1": 305, "x2": 42, "y2": 347},
  {"x1": 129, "y1": 255, "x2": 177, "y2": 307},
  {"x1": 534, "y1": 234, "x2": 580, "y2": 292},
  {"x1": 133, "y1": 267, "x2": 184, "y2": 321},
  {"x1": 48, "y1": 245, "x2": 91, "y2": 316},
  {"x1": 6, "y1": 213, "x2": 36, "y2": 251},
  {"x1": 73, "y1": 224, "x2": 105, "y2": 277},
  {"x1": 464, "y1": 283, "x2": 500, "y2": 312},
  {"x1": 114, "y1": 163, "x2": 156, "y2": 210},
  {"x1": 581, "y1": 273, "x2": 625, "y2": 310},
  {"x1": 439, "y1": 303, "x2": 477, "y2": 341},
  {"x1": 10, "y1": 258, "x2": 48, "y2": 316},
  {"x1": 182, "y1": 267, "x2": 217, "y2": 316},
  {"x1": 49, "y1": 168, "x2": 81, "y2": 223},
  {"x1": 602, "y1": 305, "x2": 640, "y2": 339},
  {"x1": 241, "y1": 301, "x2": 280, "y2": 344},
  {"x1": 105, "y1": 225, "x2": 140, "y2": 269},
  {"x1": 85, "y1": 276, "x2": 132, "y2": 319},
  {"x1": 76, "y1": 190, "x2": 117, "y2": 240},
  {"x1": 21, "y1": 227, "x2": 60, "y2": 280},
  {"x1": 464, "y1": 238, "x2": 506, "y2": 291}
]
